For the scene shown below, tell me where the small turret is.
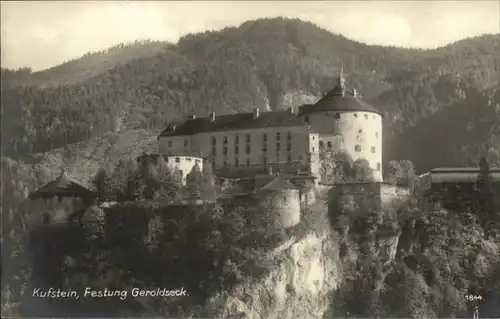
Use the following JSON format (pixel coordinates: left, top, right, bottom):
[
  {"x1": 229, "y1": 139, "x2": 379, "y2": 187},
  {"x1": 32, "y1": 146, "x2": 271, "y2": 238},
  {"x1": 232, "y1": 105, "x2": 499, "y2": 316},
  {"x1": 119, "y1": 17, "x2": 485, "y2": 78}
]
[
  {"x1": 209, "y1": 112, "x2": 216, "y2": 122},
  {"x1": 253, "y1": 108, "x2": 260, "y2": 119}
]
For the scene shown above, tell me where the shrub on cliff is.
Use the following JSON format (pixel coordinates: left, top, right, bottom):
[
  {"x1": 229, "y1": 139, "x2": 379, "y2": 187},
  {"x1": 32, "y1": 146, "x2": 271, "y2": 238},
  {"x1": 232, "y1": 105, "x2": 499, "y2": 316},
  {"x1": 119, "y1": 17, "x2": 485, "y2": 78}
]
[
  {"x1": 87, "y1": 197, "x2": 287, "y2": 315},
  {"x1": 331, "y1": 185, "x2": 498, "y2": 318},
  {"x1": 473, "y1": 157, "x2": 496, "y2": 236},
  {"x1": 386, "y1": 160, "x2": 417, "y2": 188},
  {"x1": 1, "y1": 161, "x2": 34, "y2": 317}
]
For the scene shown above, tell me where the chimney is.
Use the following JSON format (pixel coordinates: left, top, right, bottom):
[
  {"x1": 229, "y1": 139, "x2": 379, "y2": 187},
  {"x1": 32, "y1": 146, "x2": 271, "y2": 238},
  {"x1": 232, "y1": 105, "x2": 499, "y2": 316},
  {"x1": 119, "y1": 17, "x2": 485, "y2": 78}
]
[
  {"x1": 170, "y1": 124, "x2": 177, "y2": 131},
  {"x1": 253, "y1": 108, "x2": 260, "y2": 119},
  {"x1": 188, "y1": 114, "x2": 196, "y2": 120},
  {"x1": 290, "y1": 106, "x2": 298, "y2": 115},
  {"x1": 209, "y1": 112, "x2": 216, "y2": 122},
  {"x1": 353, "y1": 88, "x2": 357, "y2": 97},
  {"x1": 268, "y1": 165, "x2": 273, "y2": 175}
]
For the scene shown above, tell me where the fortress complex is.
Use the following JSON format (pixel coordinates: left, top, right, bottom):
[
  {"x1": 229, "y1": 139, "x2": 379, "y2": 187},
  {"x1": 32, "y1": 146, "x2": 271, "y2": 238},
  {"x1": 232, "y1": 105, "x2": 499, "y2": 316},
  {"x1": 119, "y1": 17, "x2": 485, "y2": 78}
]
[
  {"x1": 27, "y1": 69, "x2": 391, "y2": 231},
  {"x1": 158, "y1": 68, "x2": 384, "y2": 183}
]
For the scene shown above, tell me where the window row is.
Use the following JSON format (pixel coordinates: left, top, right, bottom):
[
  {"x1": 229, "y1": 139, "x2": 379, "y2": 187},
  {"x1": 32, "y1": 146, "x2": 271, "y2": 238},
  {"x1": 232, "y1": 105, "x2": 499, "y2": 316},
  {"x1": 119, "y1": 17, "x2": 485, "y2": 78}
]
[
  {"x1": 172, "y1": 157, "x2": 201, "y2": 164},
  {"x1": 304, "y1": 113, "x2": 378, "y2": 122},
  {"x1": 167, "y1": 140, "x2": 189, "y2": 148},
  {"x1": 212, "y1": 142, "x2": 292, "y2": 155},
  {"x1": 318, "y1": 142, "x2": 377, "y2": 154},
  {"x1": 211, "y1": 132, "x2": 293, "y2": 146},
  {"x1": 224, "y1": 154, "x2": 294, "y2": 167}
]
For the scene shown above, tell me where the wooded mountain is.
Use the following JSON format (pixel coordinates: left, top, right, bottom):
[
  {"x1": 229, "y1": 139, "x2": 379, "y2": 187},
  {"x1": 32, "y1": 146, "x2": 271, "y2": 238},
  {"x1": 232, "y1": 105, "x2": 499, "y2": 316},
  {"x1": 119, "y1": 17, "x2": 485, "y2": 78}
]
[{"x1": 1, "y1": 17, "x2": 499, "y2": 174}]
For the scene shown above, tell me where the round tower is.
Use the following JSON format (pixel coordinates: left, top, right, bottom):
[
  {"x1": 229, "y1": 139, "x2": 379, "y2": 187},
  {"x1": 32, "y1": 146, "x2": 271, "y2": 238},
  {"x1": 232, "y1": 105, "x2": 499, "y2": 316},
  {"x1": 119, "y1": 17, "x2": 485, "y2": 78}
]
[
  {"x1": 257, "y1": 174, "x2": 301, "y2": 229},
  {"x1": 301, "y1": 67, "x2": 383, "y2": 181}
]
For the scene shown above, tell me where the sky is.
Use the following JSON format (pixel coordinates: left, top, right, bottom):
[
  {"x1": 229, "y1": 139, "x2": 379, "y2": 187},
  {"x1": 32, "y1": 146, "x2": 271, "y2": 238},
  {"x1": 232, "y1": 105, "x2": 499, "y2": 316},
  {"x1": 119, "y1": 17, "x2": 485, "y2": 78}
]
[{"x1": 1, "y1": 1, "x2": 499, "y2": 71}]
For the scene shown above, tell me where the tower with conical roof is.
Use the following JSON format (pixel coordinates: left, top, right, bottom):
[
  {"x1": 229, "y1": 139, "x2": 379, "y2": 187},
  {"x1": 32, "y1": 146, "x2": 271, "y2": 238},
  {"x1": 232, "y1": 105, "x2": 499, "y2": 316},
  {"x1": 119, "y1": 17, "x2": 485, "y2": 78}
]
[{"x1": 300, "y1": 66, "x2": 383, "y2": 181}]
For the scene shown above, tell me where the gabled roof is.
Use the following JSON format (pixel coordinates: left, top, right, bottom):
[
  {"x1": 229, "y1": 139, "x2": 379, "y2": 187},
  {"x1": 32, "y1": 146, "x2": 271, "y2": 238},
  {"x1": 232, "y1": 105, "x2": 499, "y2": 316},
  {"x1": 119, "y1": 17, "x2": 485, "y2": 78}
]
[
  {"x1": 158, "y1": 110, "x2": 308, "y2": 137},
  {"x1": 28, "y1": 170, "x2": 97, "y2": 200},
  {"x1": 421, "y1": 167, "x2": 500, "y2": 184},
  {"x1": 259, "y1": 174, "x2": 298, "y2": 191}
]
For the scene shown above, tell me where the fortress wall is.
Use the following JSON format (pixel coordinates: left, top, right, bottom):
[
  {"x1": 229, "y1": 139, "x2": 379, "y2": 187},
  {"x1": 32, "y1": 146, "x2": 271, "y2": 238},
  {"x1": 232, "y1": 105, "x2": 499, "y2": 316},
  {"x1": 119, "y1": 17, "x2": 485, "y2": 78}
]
[
  {"x1": 258, "y1": 189, "x2": 301, "y2": 229},
  {"x1": 28, "y1": 197, "x2": 88, "y2": 224}
]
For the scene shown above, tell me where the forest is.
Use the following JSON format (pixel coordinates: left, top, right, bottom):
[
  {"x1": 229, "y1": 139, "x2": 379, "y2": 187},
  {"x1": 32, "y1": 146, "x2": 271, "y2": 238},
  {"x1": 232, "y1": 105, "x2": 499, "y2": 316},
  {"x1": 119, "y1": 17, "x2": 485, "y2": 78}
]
[
  {"x1": 1, "y1": 18, "x2": 499, "y2": 173},
  {"x1": 1, "y1": 17, "x2": 500, "y2": 318}
]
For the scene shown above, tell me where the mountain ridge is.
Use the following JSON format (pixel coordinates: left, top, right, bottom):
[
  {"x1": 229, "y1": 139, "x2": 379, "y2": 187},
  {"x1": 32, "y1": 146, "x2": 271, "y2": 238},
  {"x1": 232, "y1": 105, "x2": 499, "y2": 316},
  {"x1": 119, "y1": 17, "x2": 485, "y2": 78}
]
[{"x1": 1, "y1": 17, "x2": 499, "y2": 174}]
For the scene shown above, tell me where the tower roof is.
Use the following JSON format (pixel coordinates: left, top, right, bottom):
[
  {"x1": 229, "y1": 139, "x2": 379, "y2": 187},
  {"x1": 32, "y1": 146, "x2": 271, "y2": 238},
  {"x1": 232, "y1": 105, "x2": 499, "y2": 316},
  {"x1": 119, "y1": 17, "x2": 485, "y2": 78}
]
[
  {"x1": 259, "y1": 174, "x2": 298, "y2": 191},
  {"x1": 28, "y1": 169, "x2": 96, "y2": 200},
  {"x1": 158, "y1": 110, "x2": 307, "y2": 137},
  {"x1": 300, "y1": 68, "x2": 382, "y2": 116}
]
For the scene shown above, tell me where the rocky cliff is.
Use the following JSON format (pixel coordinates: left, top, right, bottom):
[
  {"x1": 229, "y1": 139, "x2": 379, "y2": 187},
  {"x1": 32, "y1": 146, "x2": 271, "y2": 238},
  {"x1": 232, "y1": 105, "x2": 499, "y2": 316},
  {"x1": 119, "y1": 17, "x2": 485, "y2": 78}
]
[
  {"x1": 206, "y1": 231, "x2": 340, "y2": 319},
  {"x1": 204, "y1": 201, "x2": 403, "y2": 319}
]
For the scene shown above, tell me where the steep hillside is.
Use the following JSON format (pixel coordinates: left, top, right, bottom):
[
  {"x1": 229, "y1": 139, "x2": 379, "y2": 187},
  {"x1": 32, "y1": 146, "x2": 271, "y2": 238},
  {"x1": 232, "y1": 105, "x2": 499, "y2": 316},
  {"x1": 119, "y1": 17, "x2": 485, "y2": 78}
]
[
  {"x1": 1, "y1": 40, "x2": 171, "y2": 88},
  {"x1": 3, "y1": 129, "x2": 158, "y2": 191},
  {"x1": 389, "y1": 85, "x2": 500, "y2": 173},
  {"x1": 2, "y1": 18, "x2": 499, "y2": 162}
]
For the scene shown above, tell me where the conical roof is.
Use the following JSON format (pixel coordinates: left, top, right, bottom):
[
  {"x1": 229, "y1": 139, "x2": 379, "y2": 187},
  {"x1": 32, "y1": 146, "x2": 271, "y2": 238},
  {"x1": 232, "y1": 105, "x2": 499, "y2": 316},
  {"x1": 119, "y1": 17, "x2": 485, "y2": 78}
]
[
  {"x1": 259, "y1": 174, "x2": 297, "y2": 191},
  {"x1": 300, "y1": 69, "x2": 381, "y2": 115},
  {"x1": 28, "y1": 169, "x2": 96, "y2": 200}
]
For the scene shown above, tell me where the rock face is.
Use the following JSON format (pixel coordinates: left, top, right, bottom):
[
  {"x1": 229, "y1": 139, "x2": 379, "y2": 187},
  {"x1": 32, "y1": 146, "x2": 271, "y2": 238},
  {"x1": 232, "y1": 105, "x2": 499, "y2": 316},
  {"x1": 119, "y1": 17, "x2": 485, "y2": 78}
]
[
  {"x1": 281, "y1": 90, "x2": 319, "y2": 109},
  {"x1": 204, "y1": 221, "x2": 390, "y2": 319},
  {"x1": 204, "y1": 189, "x2": 411, "y2": 319},
  {"x1": 206, "y1": 231, "x2": 340, "y2": 319}
]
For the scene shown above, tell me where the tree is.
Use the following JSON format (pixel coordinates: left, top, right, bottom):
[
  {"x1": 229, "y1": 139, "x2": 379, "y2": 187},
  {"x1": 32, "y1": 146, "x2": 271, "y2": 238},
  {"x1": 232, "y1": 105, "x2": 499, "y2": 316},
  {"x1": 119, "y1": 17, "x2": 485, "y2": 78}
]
[
  {"x1": 352, "y1": 158, "x2": 375, "y2": 182},
  {"x1": 185, "y1": 163, "x2": 204, "y2": 198},
  {"x1": 387, "y1": 160, "x2": 402, "y2": 184},
  {"x1": 320, "y1": 150, "x2": 354, "y2": 183},
  {"x1": 473, "y1": 157, "x2": 495, "y2": 235},
  {"x1": 386, "y1": 160, "x2": 417, "y2": 188},
  {"x1": 152, "y1": 157, "x2": 183, "y2": 201},
  {"x1": 92, "y1": 167, "x2": 110, "y2": 201},
  {"x1": 107, "y1": 158, "x2": 143, "y2": 201}
]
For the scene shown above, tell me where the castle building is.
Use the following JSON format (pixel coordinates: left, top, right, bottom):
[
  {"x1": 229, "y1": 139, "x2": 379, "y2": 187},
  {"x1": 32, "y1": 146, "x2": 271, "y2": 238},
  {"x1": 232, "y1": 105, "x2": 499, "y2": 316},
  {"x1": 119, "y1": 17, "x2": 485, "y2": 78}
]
[
  {"x1": 28, "y1": 169, "x2": 97, "y2": 224},
  {"x1": 137, "y1": 153, "x2": 204, "y2": 185},
  {"x1": 158, "y1": 68, "x2": 383, "y2": 182}
]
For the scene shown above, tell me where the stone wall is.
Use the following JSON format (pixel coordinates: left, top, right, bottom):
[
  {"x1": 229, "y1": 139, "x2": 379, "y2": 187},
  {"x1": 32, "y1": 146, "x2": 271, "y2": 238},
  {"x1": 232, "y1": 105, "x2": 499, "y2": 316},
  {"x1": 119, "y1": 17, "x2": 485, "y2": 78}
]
[
  {"x1": 257, "y1": 189, "x2": 301, "y2": 229},
  {"x1": 28, "y1": 197, "x2": 90, "y2": 224},
  {"x1": 328, "y1": 182, "x2": 410, "y2": 218}
]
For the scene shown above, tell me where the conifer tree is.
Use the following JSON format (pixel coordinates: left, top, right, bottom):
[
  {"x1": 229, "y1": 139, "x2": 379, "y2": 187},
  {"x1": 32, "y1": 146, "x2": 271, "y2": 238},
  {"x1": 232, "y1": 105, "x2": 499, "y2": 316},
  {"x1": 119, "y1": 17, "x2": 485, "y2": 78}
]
[
  {"x1": 153, "y1": 156, "x2": 183, "y2": 201},
  {"x1": 186, "y1": 163, "x2": 204, "y2": 199},
  {"x1": 92, "y1": 167, "x2": 110, "y2": 201},
  {"x1": 352, "y1": 158, "x2": 375, "y2": 182},
  {"x1": 474, "y1": 157, "x2": 495, "y2": 236}
]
